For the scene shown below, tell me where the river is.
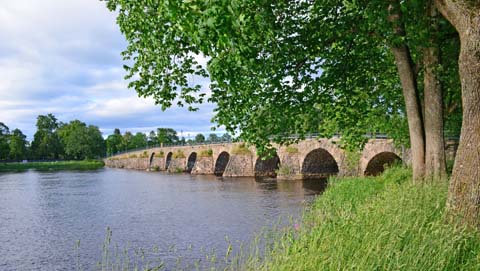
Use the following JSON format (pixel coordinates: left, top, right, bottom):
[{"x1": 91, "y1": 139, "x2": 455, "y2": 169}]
[{"x1": 0, "y1": 168, "x2": 326, "y2": 270}]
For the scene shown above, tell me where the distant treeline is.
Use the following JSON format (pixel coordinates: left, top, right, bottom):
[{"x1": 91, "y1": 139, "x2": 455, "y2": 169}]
[
  {"x1": 0, "y1": 114, "x2": 232, "y2": 160},
  {"x1": 0, "y1": 114, "x2": 105, "y2": 161},
  {"x1": 106, "y1": 128, "x2": 232, "y2": 156}
]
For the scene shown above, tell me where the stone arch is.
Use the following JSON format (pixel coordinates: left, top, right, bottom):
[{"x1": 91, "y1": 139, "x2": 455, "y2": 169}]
[
  {"x1": 149, "y1": 152, "x2": 155, "y2": 169},
  {"x1": 165, "y1": 152, "x2": 173, "y2": 170},
  {"x1": 254, "y1": 154, "x2": 281, "y2": 178},
  {"x1": 214, "y1": 151, "x2": 230, "y2": 176},
  {"x1": 301, "y1": 148, "x2": 339, "y2": 179},
  {"x1": 186, "y1": 152, "x2": 197, "y2": 173},
  {"x1": 364, "y1": 152, "x2": 401, "y2": 176},
  {"x1": 359, "y1": 139, "x2": 403, "y2": 176}
]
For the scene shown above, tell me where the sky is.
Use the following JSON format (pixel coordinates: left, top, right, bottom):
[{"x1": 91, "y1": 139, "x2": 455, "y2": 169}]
[{"x1": 0, "y1": 0, "x2": 221, "y2": 140}]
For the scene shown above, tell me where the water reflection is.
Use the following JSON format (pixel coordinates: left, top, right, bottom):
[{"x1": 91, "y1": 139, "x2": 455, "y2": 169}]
[{"x1": 0, "y1": 169, "x2": 327, "y2": 270}]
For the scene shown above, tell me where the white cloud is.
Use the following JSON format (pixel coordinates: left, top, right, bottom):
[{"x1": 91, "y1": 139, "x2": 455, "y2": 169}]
[{"x1": 0, "y1": 0, "x2": 221, "y2": 140}]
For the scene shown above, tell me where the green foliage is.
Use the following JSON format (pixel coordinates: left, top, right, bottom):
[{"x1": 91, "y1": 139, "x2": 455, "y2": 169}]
[
  {"x1": 157, "y1": 128, "x2": 179, "y2": 145},
  {"x1": 57, "y1": 120, "x2": 106, "y2": 160},
  {"x1": 231, "y1": 143, "x2": 251, "y2": 155},
  {"x1": 207, "y1": 133, "x2": 219, "y2": 143},
  {"x1": 31, "y1": 114, "x2": 63, "y2": 160},
  {"x1": 8, "y1": 128, "x2": 28, "y2": 160},
  {"x1": 0, "y1": 122, "x2": 10, "y2": 160},
  {"x1": 139, "y1": 151, "x2": 149, "y2": 158},
  {"x1": 172, "y1": 150, "x2": 185, "y2": 159},
  {"x1": 154, "y1": 151, "x2": 165, "y2": 158},
  {"x1": 128, "y1": 154, "x2": 138, "y2": 158},
  {"x1": 104, "y1": 0, "x2": 462, "y2": 155},
  {"x1": 344, "y1": 149, "x2": 362, "y2": 175},
  {"x1": 130, "y1": 132, "x2": 147, "y2": 149},
  {"x1": 198, "y1": 149, "x2": 213, "y2": 157},
  {"x1": 106, "y1": 128, "x2": 123, "y2": 156},
  {"x1": 195, "y1": 133, "x2": 205, "y2": 143}
]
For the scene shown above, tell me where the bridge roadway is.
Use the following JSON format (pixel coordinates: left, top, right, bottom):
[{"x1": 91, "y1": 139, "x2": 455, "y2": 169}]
[{"x1": 105, "y1": 138, "x2": 435, "y2": 179}]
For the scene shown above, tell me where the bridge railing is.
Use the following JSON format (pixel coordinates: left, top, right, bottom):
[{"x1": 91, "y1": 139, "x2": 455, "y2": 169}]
[{"x1": 107, "y1": 139, "x2": 235, "y2": 158}]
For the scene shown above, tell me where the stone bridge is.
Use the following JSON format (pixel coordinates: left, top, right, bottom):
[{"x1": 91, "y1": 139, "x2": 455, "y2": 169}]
[{"x1": 104, "y1": 138, "x2": 451, "y2": 179}]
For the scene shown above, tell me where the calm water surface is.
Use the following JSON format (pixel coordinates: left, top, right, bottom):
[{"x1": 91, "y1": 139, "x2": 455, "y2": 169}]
[{"x1": 0, "y1": 168, "x2": 326, "y2": 270}]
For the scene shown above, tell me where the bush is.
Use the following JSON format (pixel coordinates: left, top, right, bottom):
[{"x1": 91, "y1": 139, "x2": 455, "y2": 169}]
[
  {"x1": 172, "y1": 150, "x2": 185, "y2": 159},
  {"x1": 128, "y1": 154, "x2": 138, "y2": 158},
  {"x1": 199, "y1": 149, "x2": 213, "y2": 157},
  {"x1": 154, "y1": 151, "x2": 165, "y2": 158},
  {"x1": 232, "y1": 143, "x2": 251, "y2": 155}
]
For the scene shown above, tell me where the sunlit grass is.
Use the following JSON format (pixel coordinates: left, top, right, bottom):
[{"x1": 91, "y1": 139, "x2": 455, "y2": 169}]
[
  {"x1": 87, "y1": 166, "x2": 480, "y2": 270},
  {"x1": 245, "y1": 166, "x2": 480, "y2": 270}
]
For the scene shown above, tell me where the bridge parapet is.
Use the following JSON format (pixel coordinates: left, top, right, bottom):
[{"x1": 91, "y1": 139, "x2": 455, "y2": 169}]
[{"x1": 104, "y1": 138, "x2": 455, "y2": 179}]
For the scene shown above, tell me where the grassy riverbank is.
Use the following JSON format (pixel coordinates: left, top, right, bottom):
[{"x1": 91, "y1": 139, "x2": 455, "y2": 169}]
[
  {"x1": 0, "y1": 160, "x2": 105, "y2": 172},
  {"x1": 239, "y1": 167, "x2": 480, "y2": 270}
]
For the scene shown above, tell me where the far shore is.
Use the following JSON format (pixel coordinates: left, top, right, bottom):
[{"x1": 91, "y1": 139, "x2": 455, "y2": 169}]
[{"x1": 0, "y1": 160, "x2": 105, "y2": 172}]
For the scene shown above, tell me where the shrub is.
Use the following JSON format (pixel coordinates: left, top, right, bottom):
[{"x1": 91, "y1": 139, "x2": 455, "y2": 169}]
[
  {"x1": 128, "y1": 154, "x2": 138, "y2": 158},
  {"x1": 199, "y1": 149, "x2": 213, "y2": 157},
  {"x1": 154, "y1": 151, "x2": 165, "y2": 158},
  {"x1": 172, "y1": 150, "x2": 185, "y2": 159},
  {"x1": 232, "y1": 143, "x2": 251, "y2": 155},
  {"x1": 139, "y1": 151, "x2": 149, "y2": 158}
]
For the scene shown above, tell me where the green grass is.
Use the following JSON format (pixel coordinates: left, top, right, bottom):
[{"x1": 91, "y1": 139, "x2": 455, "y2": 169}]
[
  {"x1": 0, "y1": 160, "x2": 105, "y2": 172},
  {"x1": 238, "y1": 166, "x2": 480, "y2": 271}
]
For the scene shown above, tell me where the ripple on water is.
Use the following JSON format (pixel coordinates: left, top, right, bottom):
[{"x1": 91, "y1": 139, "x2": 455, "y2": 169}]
[{"x1": 0, "y1": 169, "x2": 327, "y2": 270}]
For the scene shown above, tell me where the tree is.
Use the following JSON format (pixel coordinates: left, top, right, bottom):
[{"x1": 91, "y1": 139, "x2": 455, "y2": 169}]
[
  {"x1": 148, "y1": 130, "x2": 157, "y2": 147},
  {"x1": 207, "y1": 133, "x2": 219, "y2": 143},
  {"x1": 156, "y1": 128, "x2": 178, "y2": 145},
  {"x1": 106, "y1": 0, "x2": 479, "y2": 225},
  {"x1": 130, "y1": 132, "x2": 147, "y2": 149},
  {"x1": 9, "y1": 129, "x2": 28, "y2": 160},
  {"x1": 221, "y1": 133, "x2": 232, "y2": 142},
  {"x1": 57, "y1": 120, "x2": 106, "y2": 160},
  {"x1": 122, "y1": 131, "x2": 133, "y2": 151},
  {"x1": 86, "y1": 125, "x2": 106, "y2": 159},
  {"x1": 433, "y1": 0, "x2": 480, "y2": 227},
  {"x1": 195, "y1": 133, "x2": 205, "y2": 143},
  {"x1": 0, "y1": 122, "x2": 10, "y2": 160},
  {"x1": 104, "y1": 1, "x2": 434, "y2": 178},
  {"x1": 106, "y1": 128, "x2": 123, "y2": 156},
  {"x1": 31, "y1": 114, "x2": 63, "y2": 160}
]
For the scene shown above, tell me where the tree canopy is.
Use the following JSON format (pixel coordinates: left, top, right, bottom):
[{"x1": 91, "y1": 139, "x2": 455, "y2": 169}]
[{"x1": 105, "y1": 0, "x2": 480, "y2": 226}]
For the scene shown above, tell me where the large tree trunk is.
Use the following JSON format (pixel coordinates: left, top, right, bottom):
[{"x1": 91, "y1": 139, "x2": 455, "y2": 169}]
[
  {"x1": 388, "y1": 0, "x2": 426, "y2": 182},
  {"x1": 424, "y1": 3, "x2": 447, "y2": 182},
  {"x1": 435, "y1": 0, "x2": 480, "y2": 227}
]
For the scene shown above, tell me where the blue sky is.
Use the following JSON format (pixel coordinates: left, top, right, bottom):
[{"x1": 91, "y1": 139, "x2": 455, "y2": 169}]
[{"x1": 0, "y1": 0, "x2": 221, "y2": 140}]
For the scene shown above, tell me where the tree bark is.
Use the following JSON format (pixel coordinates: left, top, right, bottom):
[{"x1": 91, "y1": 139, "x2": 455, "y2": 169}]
[
  {"x1": 388, "y1": 0, "x2": 426, "y2": 182},
  {"x1": 435, "y1": 0, "x2": 480, "y2": 227},
  {"x1": 424, "y1": 3, "x2": 447, "y2": 182}
]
